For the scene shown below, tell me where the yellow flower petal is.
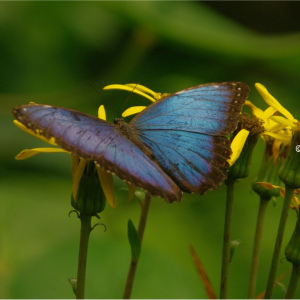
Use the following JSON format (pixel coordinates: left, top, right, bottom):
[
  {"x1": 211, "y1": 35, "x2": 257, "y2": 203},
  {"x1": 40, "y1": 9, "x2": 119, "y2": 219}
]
[
  {"x1": 15, "y1": 147, "x2": 69, "y2": 160},
  {"x1": 125, "y1": 83, "x2": 158, "y2": 99},
  {"x1": 270, "y1": 115, "x2": 296, "y2": 128},
  {"x1": 255, "y1": 83, "x2": 296, "y2": 122},
  {"x1": 126, "y1": 182, "x2": 136, "y2": 202},
  {"x1": 245, "y1": 100, "x2": 264, "y2": 118},
  {"x1": 122, "y1": 106, "x2": 147, "y2": 118},
  {"x1": 262, "y1": 131, "x2": 291, "y2": 142},
  {"x1": 265, "y1": 122, "x2": 288, "y2": 133},
  {"x1": 72, "y1": 159, "x2": 87, "y2": 201},
  {"x1": 96, "y1": 166, "x2": 116, "y2": 208},
  {"x1": 13, "y1": 120, "x2": 57, "y2": 146},
  {"x1": 291, "y1": 195, "x2": 300, "y2": 213},
  {"x1": 71, "y1": 155, "x2": 79, "y2": 178},
  {"x1": 103, "y1": 84, "x2": 156, "y2": 103},
  {"x1": 98, "y1": 105, "x2": 106, "y2": 120},
  {"x1": 272, "y1": 137, "x2": 282, "y2": 162},
  {"x1": 124, "y1": 83, "x2": 169, "y2": 101},
  {"x1": 256, "y1": 182, "x2": 282, "y2": 190},
  {"x1": 228, "y1": 129, "x2": 249, "y2": 166},
  {"x1": 261, "y1": 106, "x2": 277, "y2": 120},
  {"x1": 262, "y1": 118, "x2": 281, "y2": 132}
]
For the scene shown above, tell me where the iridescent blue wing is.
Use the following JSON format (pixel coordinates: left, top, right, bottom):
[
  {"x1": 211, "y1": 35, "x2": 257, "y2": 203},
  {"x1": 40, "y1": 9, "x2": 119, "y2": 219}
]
[
  {"x1": 12, "y1": 104, "x2": 181, "y2": 202},
  {"x1": 130, "y1": 82, "x2": 249, "y2": 193}
]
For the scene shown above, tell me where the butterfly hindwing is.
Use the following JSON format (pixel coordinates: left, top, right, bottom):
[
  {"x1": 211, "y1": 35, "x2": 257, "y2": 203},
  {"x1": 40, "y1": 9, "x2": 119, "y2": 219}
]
[
  {"x1": 129, "y1": 128, "x2": 231, "y2": 193},
  {"x1": 12, "y1": 104, "x2": 182, "y2": 202}
]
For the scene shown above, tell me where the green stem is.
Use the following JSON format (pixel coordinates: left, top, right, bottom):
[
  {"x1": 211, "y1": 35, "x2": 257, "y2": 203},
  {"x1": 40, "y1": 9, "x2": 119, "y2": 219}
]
[
  {"x1": 123, "y1": 193, "x2": 152, "y2": 299},
  {"x1": 220, "y1": 179, "x2": 236, "y2": 299},
  {"x1": 265, "y1": 186, "x2": 294, "y2": 299},
  {"x1": 285, "y1": 265, "x2": 300, "y2": 299},
  {"x1": 248, "y1": 196, "x2": 270, "y2": 298},
  {"x1": 76, "y1": 214, "x2": 92, "y2": 299}
]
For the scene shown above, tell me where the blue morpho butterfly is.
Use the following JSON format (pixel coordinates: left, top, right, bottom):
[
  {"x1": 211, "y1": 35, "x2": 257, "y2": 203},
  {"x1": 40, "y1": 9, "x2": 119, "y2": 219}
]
[{"x1": 13, "y1": 82, "x2": 249, "y2": 203}]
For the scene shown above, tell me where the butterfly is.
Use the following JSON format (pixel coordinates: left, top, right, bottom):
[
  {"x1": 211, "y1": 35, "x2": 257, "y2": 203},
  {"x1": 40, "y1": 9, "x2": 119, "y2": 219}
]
[{"x1": 13, "y1": 82, "x2": 249, "y2": 203}]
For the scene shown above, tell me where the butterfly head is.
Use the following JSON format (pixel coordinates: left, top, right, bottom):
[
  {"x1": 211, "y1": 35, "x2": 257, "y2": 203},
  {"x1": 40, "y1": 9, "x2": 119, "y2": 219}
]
[{"x1": 113, "y1": 117, "x2": 124, "y2": 125}]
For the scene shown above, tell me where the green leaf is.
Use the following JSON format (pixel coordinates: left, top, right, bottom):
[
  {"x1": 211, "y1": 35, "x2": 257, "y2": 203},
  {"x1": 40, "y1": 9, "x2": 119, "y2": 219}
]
[
  {"x1": 230, "y1": 240, "x2": 241, "y2": 262},
  {"x1": 274, "y1": 281, "x2": 287, "y2": 297},
  {"x1": 68, "y1": 278, "x2": 77, "y2": 295},
  {"x1": 102, "y1": 2, "x2": 300, "y2": 60},
  {"x1": 127, "y1": 219, "x2": 141, "y2": 261}
]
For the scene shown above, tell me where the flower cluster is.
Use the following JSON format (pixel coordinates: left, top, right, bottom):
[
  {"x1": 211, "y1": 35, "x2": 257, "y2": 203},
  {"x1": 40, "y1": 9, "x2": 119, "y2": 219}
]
[{"x1": 12, "y1": 81, "x2": 300, "y2": 298}]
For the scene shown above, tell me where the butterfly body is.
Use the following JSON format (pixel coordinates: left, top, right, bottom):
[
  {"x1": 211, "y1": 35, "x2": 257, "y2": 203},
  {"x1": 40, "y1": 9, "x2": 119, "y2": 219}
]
[{"x1": 13, "y1": 82, "x2": 249, "y2": 202}]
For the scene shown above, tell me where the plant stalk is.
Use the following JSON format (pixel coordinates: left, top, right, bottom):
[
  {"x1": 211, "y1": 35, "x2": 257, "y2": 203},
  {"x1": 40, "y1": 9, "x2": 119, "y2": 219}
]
[
  {"x1": 76, "y1": 214, "x2": 92, "y2": 299},
  {"x1": 264, "y1": 186, "x2": 294, "y2": 298},
  {"x1": 220, "y1": 179, "x2": 236, "y2": 299},
  {"x1": 248, "y1": 196, "x2": 270, "y2": 298},
  {"x1": 285, "y1": 265, "x2": 300, "y2": 299},
  {"x1": 123, "y1": 193, "x2": 152, "y2": 299}
]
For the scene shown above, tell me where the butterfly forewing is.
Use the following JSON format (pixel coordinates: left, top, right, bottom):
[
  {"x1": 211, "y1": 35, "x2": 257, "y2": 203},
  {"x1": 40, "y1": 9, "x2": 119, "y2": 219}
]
[
  {"x1": 12, "y1": 104, "x2": 182, "y2": 202},
  {"x1": 131, "y1": 82, "x2": 249, "y2": 135}
]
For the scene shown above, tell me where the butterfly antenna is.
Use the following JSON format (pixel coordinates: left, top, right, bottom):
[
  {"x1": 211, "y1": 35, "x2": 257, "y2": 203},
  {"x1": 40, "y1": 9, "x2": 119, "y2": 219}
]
[
  {"x1": 85, "y1": 81, "x2": 103, "y2": 99},
  {"x1": 119, "y1": 83, "x2": 139, "y2": 118},
  {"x1": 85, "y1": 81, "x2": 138, "y2": 118}
]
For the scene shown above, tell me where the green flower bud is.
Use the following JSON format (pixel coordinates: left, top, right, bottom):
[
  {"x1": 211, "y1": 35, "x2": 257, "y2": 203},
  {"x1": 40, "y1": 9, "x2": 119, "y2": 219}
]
[
  {"x1": 227, "y1": 115, "x2": 263, "y2": 181},
  {"x1": 285, "y1": 214, "x2": 300, "y2": 266},
  {"x1": 279, "y1": 130, "x2": 300, "y2": 189},
  {"x1": 252, "y1": 139, "x2": 283, "y2": 199},
  {"x1": 71, "y1": 161, "x2": 106, "y2": 216}
]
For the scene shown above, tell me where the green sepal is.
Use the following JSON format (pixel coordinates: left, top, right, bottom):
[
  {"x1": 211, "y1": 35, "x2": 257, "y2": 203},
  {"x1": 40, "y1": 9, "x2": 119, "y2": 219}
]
[
  {"x1": 252, "y1": 143, "x2": 283, "y2": 199},
  {"x1": 227, "y1": 133, "x2": 259, "y2": 181},
  {"x1": 135, "y1": 190, "x2": 146, "y2": 202},
  {"x1": 285, "y1": 216, "x2": 300, "y2": 266},
  {"x1": 71, "y1": 161, "x2": 106, "y2": 216},
  {"x1": 252, "y1": 183, "x2": 281, "y2": 199},
  {"x1": 127, "y1": 219, "x2": 141, "y2": 262},
  {"x1": 279, "y1": 131, "x2": 300, "y2": 189}
]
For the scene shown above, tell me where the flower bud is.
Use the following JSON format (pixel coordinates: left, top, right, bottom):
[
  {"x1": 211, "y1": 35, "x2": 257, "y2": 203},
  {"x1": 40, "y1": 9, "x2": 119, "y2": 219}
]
[
  {"x1": 279, "y1": 129, "x2": 300, "y2": 189},
  {"x1": 71, "y1": 161, "x2": 106, "y2": 216},
  {"x1": 252, "y1": 139, "x2": 283, "y2": 199},
  {"x1": 227, "y1": 115, "x2": 263, "y2": 181},
  {"x1": 286, "y1": 215, "x2": 300, "y2": 266}
]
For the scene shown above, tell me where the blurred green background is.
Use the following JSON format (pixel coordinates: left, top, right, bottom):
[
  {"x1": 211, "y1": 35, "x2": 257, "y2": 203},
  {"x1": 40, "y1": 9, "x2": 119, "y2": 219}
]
[{"x1": 1, "y1": 1, "x2": 300, "y2": 298}]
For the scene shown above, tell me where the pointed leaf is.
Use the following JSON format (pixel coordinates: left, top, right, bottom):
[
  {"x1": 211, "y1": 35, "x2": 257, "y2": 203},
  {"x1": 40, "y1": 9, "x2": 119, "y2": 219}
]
[
  {"x1": 230, "y1": 239, "x2": 241, "y2": 262},
  {"x1": 128, "y1": 219, "x2": 141, "y2": 261}
]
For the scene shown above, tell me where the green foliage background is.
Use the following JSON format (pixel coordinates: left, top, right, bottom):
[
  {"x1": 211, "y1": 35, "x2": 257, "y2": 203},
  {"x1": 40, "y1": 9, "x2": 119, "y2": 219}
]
[{"x1": 1, "y1": 2, "x2": 300, "y2": 298}]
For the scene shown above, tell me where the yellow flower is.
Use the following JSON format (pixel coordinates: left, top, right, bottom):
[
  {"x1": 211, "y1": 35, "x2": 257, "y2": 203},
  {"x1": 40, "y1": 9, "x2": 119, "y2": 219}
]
[
  {"x1": 233, "y1": 83, "x2": 295, "y2": 164},
  {"x1": 255, "y1": 83, "x2": 298, "y2": 128},
  {"x1": 14, "y1": 105, "x2": 116, "y2": 208}
]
